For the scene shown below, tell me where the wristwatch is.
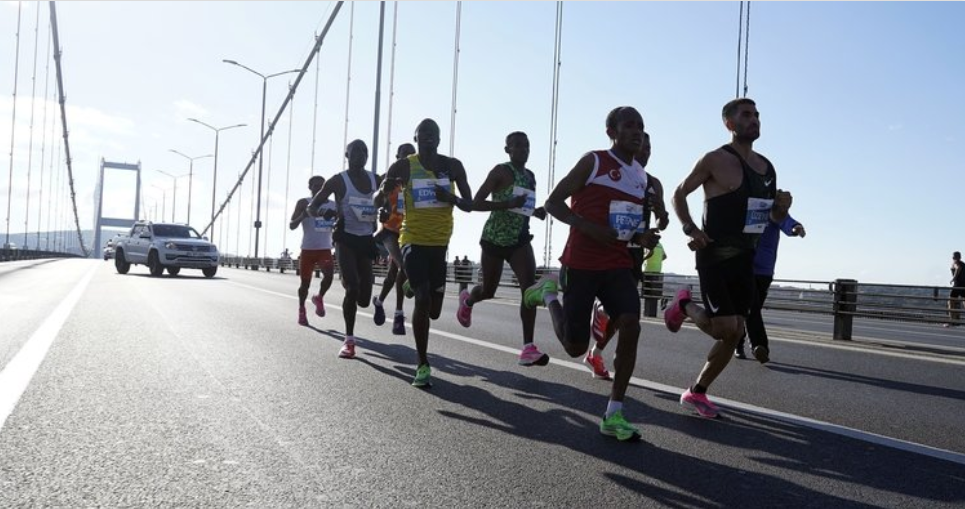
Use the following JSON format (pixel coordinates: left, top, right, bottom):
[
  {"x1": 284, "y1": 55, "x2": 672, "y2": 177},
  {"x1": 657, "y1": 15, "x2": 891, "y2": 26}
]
[{"x1": 682, "y1": 222, "x2": 697, "y2": 236}]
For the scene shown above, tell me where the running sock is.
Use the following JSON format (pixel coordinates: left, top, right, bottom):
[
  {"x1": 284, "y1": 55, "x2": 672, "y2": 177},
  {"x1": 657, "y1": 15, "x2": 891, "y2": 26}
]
[
  {"x1": 374, "y1": 296, "x2": 383, "y2": 306},
  {"x1": 345, "y1": 335, "x2": 355, "y2": 344},
  {"x1": 544, "y1": 293, "x2": 558, "y2": 306},
  {"x1": 692, "y1": 384, "x2": 707, "y2": 394},
  {"x1": 605, "y1": 400, "x2": 623, "y2": 418}
]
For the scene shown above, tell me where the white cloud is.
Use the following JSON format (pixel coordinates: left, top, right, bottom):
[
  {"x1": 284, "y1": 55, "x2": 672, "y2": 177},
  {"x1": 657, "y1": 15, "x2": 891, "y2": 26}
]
[{"x1": 173, "y1": 100, "x2": 208, "y2": 121}]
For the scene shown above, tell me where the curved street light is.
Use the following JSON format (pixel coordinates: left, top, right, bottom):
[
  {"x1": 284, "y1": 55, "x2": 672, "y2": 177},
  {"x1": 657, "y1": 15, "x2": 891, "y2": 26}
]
[
  {"x1": 223, "y1": 58, "x2": 300, "y2": 259},
  {"x1": 187, "y1": 118, "x2": 246, "y2": 243},
  {"x1": 157, "y1": 170, "x2": 190, "y2": 223},
  {"x1": 168, "y1": 150, "x2": 213, "y2": 227}
]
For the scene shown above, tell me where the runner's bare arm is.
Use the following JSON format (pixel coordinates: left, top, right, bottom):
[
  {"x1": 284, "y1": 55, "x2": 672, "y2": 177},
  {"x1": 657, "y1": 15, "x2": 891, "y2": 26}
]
[
  {"x1": 471, "y1": 165, "x2": 524, "y2": 211},
  {"x1": 546, "y1": 153, "x2": 617, "y2": 245}
]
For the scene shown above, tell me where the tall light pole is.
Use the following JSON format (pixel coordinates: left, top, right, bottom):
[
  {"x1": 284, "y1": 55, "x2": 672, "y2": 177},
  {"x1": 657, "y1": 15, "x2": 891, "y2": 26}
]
[
  {"x1": 157, "y1": 170, "x2": 190, "y2": 223},
  {"x1": 223, "y1": 59, "x2": 299, "y2": 259},
  {"x1": 187, "y1": 118, "x2": 245, "y2": 243},
  {"x1": 151, "y1": 184, "x2": 168, "y2": 223},
  {"x1": 168, "y1": 149, "x2": 212, "y2": 226}
]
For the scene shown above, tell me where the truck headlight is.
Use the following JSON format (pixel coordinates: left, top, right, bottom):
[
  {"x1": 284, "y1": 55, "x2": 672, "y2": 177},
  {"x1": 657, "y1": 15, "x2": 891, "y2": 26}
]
[{"x1": 164, "y1": 241, "x2": 177, "y2": 249}]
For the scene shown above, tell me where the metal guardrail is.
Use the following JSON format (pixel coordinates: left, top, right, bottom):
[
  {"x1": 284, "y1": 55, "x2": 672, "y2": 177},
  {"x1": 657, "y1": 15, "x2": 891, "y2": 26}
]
[
  {"x1": 217, "y1": 255, "x2": 965, "y2": 339},
  {"x1": 0, "y1": 248, "x2": 82, "y2": 262}
]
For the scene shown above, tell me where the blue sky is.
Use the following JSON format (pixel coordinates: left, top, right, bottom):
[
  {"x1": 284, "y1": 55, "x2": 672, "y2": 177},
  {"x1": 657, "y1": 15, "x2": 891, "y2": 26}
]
[{"x1": 1, "y1": 1, "x2": 963, "y2": 286}]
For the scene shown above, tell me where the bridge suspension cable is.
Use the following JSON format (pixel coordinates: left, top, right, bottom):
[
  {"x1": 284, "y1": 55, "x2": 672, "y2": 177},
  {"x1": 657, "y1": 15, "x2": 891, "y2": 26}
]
[
  {"x1": 342, "y1": 2, "x2": 355, "y2": 161},
  {"x1": 4, "y1": 1, "x2": 22, "y2": 249},
  {"x1": 735, "y1": 1, "x2": 751, "y2": 98},
  {"x1": 543, "y1": 1, "x2": 563, "y2": 268},
  {"x1": 385, "y1": 1, "x2": 400, "y2": 167},
  {"x1": 24, "y1": 3, "x2": 41, "y2": 248},
  {"x1": 49, "y1": 1, "x2": 90, "y2": 257},
  {"x1": 449, "y1": 1, "x2": 462, "y2": 156}
]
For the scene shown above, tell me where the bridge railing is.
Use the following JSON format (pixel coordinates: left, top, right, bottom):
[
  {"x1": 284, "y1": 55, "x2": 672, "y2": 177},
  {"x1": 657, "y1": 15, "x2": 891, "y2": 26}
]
[
  {"x1": 0, "y1": 248, "x2": 82, "y2": 262},
  {"x1": 216, "y1": 254, "x2": 965, "y2": 339}
]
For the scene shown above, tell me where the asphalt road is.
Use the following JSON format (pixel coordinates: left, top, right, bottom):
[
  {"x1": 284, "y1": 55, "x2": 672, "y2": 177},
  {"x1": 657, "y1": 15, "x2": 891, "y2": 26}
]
[{"x1": 1, "y1": 259, "x2": 963, "y2": 508}]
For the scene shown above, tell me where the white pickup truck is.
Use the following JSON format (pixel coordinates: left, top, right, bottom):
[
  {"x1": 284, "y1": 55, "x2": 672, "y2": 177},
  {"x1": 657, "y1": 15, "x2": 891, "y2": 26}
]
[{"x1": 113, "y1": 221, "x2": 219, "y2": 277}]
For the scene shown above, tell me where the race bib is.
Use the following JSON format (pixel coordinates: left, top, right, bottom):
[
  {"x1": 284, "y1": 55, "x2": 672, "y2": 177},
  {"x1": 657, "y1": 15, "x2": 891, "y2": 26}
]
[
  {"x1": 312, "y1": 217, "x2": 334, "y2": 233},
  {"x1": 349, "y1": 196, "x2": 377, "y2": 222},
  {"x1": 609, "y1": 200, "x2": 644, "y2": 242},
  {"x1": 743, "y1": 197, "x2": 774, "y2": 234},
  {"x1": 313, "y1": 203, "x2": 336, "y2": 232},
  {"x1": 411, "y1": 179, "x2": 450, "y2": 209},
  {"x1": 508, "y1": 187, "x2": 536, "y2": 217}
]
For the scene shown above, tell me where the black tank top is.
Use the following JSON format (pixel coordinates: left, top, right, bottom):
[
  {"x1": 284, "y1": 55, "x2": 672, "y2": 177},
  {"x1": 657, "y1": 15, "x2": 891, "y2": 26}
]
[{"x1": 696, "y1": 145, "x2": 777, "y2": 268}]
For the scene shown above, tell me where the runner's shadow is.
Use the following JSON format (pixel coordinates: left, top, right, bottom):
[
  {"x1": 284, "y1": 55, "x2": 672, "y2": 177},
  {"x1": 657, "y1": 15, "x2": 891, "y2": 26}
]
[
  {"x1": 766, "y1": 363, "x2": 965, "y2": 401},
  {"x1": 351, "y1": 338, "x2": 903, "y2": 507}
]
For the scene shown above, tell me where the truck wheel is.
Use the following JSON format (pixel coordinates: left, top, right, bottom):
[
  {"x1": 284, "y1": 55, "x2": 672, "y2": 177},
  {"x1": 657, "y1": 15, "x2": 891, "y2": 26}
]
[
  {"x1": 202, "y1": 266, "x2": 217, "y2": 278},
  {"x1": 167, "y1": 266, "x2": 181, "y2": 276},
  {"x1": 148, "y1": 251, "x2": 164, "y2": 277},
  {"x1": 115, "y1": 250, "x2": 130, "y2": 274}
]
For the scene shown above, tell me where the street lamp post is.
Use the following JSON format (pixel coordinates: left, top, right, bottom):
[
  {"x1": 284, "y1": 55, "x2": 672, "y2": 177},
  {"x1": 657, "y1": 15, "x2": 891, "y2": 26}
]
[
  {"x1": 223, "y1": 59, "x2": 300, "y2": 259},
  {"x1": 187, "y1": 118, "x2": 246, "y2": 243},
  {"x1": 157, "y1": 170, "x2": 190, "y2": 223},
  {"x1": 169, "y1": 150, "x2": 213, "y2": 227},
  {"x1": 151, "y1": 184, "x2": 168, "y2": 223}
]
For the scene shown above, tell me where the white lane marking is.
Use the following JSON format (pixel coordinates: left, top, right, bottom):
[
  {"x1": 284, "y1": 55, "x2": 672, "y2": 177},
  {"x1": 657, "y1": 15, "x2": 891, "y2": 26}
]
[
  {"x1": 231, "y1": 279, "x2": 965, "y2": 466},
  {"x1": 0, "y1": 264, "x2": 97, "y2": 432}
]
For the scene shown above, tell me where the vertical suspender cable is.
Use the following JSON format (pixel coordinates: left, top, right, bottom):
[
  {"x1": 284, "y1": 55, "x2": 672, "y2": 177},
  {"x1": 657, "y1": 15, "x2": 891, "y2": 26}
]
[
  {"x1": 371, "y1": 1, "x2": 386, "y2": 175},
  {"x1": 283, "y1": 82, "x2": 295, "y2": 254},
  {"x1": 385, "y1": 1, "x2": 400, "y2": 166},
  {"x1": 449, "y1": 1, "x2": 462, "y2": 156},
  {"x1": 5, "y1": 2, "x2": 23, "y2": 248},
  {"x1": 342, "y1": 2, "x2": 355, "y2": 161},
  {"x1": 310, "y1": 32, "x2": 320, "y2": 174},
  {"x1": 743, "y1": 2, "x2": 751, "y2": 97},
  {"x1": 543, "y1": 1, "x2": 563, "y2": 268},
  {"x1": 735, "y1": 1, "x2": 744, "y2": 99},
  {"x1": 24, "y1": 3, "x2": 40, "y2": 247},
  {"x1": 36, "y1": 18, "x2": 51, "y2": 248}
]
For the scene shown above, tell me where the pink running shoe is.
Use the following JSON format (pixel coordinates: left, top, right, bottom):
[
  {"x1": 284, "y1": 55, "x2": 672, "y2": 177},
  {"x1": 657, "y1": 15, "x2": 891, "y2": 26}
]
[
  {"x1": 664, "y1": 288, "x2": 691, "y2": 333},
  {"x1": 338, "y1": 339, "x2": 356, "y2": 359},
  {"x1": 517, "y1": 343, "x2": 550, "y2": 366},
  {"x1": 456, "y1": 289, "x2": 472, "y2": 327},
  {"x1": 583, "y1": 351, "x2": 611, "y2": 380},
  {"x1": 298, "y1": 307, "x2": 308, "y2": 326},
  {"x1": 311, "y1": 294, "x2": 326, "y2": 317},
  {"x1": 680, "y1": 388, "x2": 720, "y2": 419},
  {"x1": 591, "y1": 300, "x2": 609, "y2": 345}
]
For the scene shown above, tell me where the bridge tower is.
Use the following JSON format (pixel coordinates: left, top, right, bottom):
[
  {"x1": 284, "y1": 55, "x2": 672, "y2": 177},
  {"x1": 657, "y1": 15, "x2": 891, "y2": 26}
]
[{"x1": 93, "y1": 159, "x2": 141, "y2": 256}]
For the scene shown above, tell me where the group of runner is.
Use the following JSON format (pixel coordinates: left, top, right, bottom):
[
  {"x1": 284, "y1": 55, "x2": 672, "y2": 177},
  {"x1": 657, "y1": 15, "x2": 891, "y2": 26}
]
[{"x1": 288, "y1": 98, "x2": 795, "y2": 442}]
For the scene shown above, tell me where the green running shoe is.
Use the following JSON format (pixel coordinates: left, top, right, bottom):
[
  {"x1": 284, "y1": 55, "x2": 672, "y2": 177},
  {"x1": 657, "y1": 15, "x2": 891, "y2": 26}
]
[
  {"x1": 600, "y1": 410, "x2": 641, "y2": 442},
  {"x1": 402, "y1": 280, "x2": 415, "y2": 299},
  {"x1": 523, "y1": 274, "x2": 559, "y2": 309},
  {"x1": 411, "y1": 364, "x2": 432, "y2": 387}
]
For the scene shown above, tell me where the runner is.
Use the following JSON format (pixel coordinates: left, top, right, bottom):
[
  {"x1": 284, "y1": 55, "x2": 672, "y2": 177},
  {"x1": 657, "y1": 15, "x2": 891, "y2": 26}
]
[
  {"x1": 308, "y1": 139, "x2": 380, "y2": 359},
  {"x1": 377, "y1": 119, "x2": 474, "y2": 387},
  {"x1": 665, "y1": 97, "x2": 792, "y2": 418},
  {"x1": 533, "y1": 106, "x2": 659, "y2": 441},
  {"x1": 584, "y1": 131, "x2": 669, "y2": 381},
  {"x1": 455, "y1": 131, "x2": 550, "y2": 366},
  {"x1": 288, "y1": 175, "x2": 336, "y2": 326},
  {"x1": 372, "y1": 143, "x2": 417, "y2": 335}
]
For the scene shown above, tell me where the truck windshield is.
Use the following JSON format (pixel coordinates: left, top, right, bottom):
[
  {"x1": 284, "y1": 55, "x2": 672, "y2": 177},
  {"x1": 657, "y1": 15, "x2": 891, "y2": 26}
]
[{"x1": 152, "y1": 225, "x2": 202, "y2": 239}]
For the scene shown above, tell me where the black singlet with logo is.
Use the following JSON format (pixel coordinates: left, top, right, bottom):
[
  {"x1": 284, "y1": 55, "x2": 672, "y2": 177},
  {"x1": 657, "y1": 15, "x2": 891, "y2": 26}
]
[{"x1": 697, "y1": 145, "x2": 777, "y2": 269}]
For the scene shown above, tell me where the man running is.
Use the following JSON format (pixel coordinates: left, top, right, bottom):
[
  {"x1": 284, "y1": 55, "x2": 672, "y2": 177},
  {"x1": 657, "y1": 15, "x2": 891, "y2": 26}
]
[
  {"x1": 289, "y1": 176, "x2": 336, "y2": 326},
  {"x1": 734, "y1": 215, "x2": 805, "y2": 361},
  {"x1": 530, "y1": 106, "x2": 658, "y2": 442},
  {"x1": 377, "y1": 119, "x2": 473, "y2": 387},
  {"x1": 946, "y1": 251, "x2": 965, "y2": 327},
  {"x1": 372, "y1": 143, "x2": 417, "y2": 335},
  {"x1": 455, "y1": 131, "x2": 550, "y2": 367},
  {"x1": 665, "y1": 97, "x2": 792, "y2": 418},
  {"x1": 309, "y1": 139, "x2": 380, "y2": 359},
  {"x1": 584, "y1": 131, "x2": 669, "y2": 381}
]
